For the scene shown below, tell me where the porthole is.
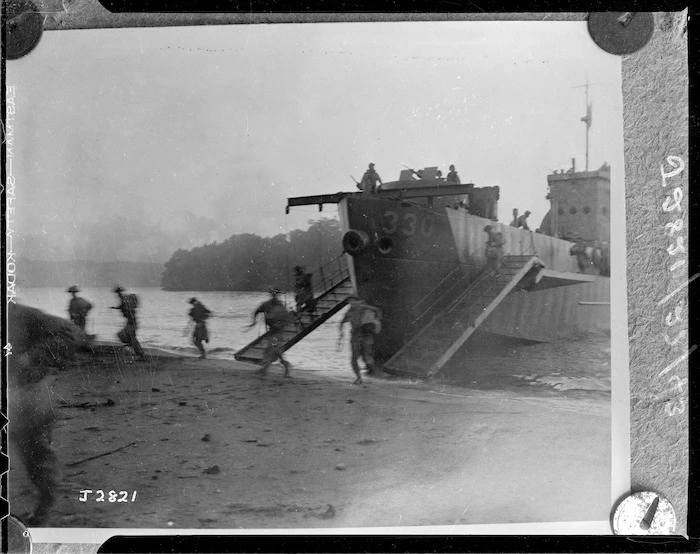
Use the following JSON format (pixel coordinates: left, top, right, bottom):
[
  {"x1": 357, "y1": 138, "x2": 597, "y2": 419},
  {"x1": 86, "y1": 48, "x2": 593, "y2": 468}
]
[
  {"x1": 569, "y1": 206, "x2": 577, "y2": 215},
  {"x1": 342, "y1": 230, "x2": 370, "y2": 256},
  {"x1": 558, "y1": 207, "x2": 565, "y2": 215},
  {"x1": 377, "y1": 236, "x2": 394, "y2": 255},
  {"x1": 583, "y1": 206, "x2": 591, "y2": 214}
]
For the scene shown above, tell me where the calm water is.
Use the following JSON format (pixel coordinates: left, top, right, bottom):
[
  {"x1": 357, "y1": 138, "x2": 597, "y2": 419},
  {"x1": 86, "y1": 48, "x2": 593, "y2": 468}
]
[{"x1": 17, "y1": 287, "x2": 352, "y2": 375}]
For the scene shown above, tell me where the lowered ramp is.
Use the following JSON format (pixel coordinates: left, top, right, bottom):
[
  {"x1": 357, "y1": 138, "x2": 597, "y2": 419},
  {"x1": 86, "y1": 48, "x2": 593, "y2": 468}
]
[
  {"x1": 235, "y1": 256, "x2": 353, "y2": 364},
  {"x1": 382, "y1": 255, "x2": 540, "y2": 378}
]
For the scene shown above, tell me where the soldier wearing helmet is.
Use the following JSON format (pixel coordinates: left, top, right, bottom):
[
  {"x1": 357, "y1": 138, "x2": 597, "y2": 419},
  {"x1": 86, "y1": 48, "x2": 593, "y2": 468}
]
[
  {"x1": 66, "y1": 285, "x2": 92, "y2": 332},
  {"x1": 359, "y1": 163, "x2": 383, "y2": 194},
  {"x1": 338, "y1": 294, "x2": 382, "y2": 385},
  {"x1": 188, "y1": 297, "x2": 212, "y2": 359},
  {"x1": 483, "y1": 225, "x2": 506, "y2": 276},
  {"x1": 250, "y1": 288, "x2": 293, "y2": 377},
  {"x1": 516, "y1": 210, "x2": 531, "y2": 230},
  {"x1": 446, "y1": 164, "x2": 461, "y2": 184},
  {"x1": 111, "y1": 285, "x2": 146, "y2": 361}
]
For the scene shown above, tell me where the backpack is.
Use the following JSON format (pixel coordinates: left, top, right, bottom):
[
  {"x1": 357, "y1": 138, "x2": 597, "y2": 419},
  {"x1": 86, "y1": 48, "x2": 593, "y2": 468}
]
[
  {"x1": 70, "y1": 297, "x2": 92, "y2": 315},
  {"x1": 266, "y1": 302, "x2": 293, "y2": 332},
  {"x1": 191, "y1": 303, "x2": 210, "y2": 322},
  {"x1": 123, "y1": 293, "x2": 139, "y2": 311},
  {"x1": 360, "y1": 307, "x2": 382, "y2": 335}
]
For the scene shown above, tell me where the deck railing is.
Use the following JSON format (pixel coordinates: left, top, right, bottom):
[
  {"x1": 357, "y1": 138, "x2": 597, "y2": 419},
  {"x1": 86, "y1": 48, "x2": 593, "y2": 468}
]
[{"x1": 309, "y1": 253, "x2": 350, "y2": 296}]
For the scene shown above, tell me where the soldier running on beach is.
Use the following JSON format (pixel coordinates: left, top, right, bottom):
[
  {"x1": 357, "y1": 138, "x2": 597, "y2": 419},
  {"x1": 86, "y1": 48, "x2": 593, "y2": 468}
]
[
  {"x1": 338, "y1": 295, "x2": 382, "y2": 385},
  {"x1": 188, "y1": 297, "x2": 212, "y2": 359},
  {"x1": 111, "y1": 285, "x2": 146, "y2": 361},
  {"x1": 250, "y1": 288, "x2": 293, "y2": 377},
  {"x1": 66, "y1": 285, "x2": 92, "y2": 332},
  {"x1": 8, "y1": 303, "x2": 83, "y2": 525}
]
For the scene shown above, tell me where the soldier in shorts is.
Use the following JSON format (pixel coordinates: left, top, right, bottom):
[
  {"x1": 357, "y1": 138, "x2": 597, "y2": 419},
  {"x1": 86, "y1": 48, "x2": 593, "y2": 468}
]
[
  {"x1": 111, "y1": 285, "x2": 146, "y2": 361},
  {"x1": 483, "y1": 225, "x2": 506, "y2": 276},
  {"x1": 250, "y1": 288, "x2": 293, "y2": 377},
  {"x1": 8, "y1": 303, "x2": 82, "y2": 525},
  {"x1": 338, "y1": 295, "x2": 382, "y2": 384},
  {"x1": 188, "y1": 297, "x2": 212, "y2": 359},
  {"x1": 66, "y1": 285, "x2": 92, "y2": 332}
]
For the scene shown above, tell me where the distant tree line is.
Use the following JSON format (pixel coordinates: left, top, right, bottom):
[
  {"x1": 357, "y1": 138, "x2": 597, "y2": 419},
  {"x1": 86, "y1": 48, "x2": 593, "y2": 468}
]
[
  {"x1": 160, "y1": 218, "x2": 344, "y2": 291},
  {"x1": 19, "y1": 259, "x2": 164, "y2": 288}
]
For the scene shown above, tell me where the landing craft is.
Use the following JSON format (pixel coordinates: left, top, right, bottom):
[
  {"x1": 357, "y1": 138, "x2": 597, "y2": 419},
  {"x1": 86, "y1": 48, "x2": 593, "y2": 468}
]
[{"x1": 281, "y1": 162, "x2": 611, "y2": 378}]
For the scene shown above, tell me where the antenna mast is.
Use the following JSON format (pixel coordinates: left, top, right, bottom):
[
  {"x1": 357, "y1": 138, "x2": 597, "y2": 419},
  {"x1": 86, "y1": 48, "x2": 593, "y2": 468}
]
[{"x1": 579, "y1": 76, "x2": 592, "y2": 171}]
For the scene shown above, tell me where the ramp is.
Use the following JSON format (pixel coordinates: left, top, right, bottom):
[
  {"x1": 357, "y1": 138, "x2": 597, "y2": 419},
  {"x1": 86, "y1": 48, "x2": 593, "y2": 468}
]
[
  {"x1": 383, "y1": 255, "x2": 540, "y2": 378},
  {"x1": 235, "y1": 255, "x2": 353, "y2": 364}
]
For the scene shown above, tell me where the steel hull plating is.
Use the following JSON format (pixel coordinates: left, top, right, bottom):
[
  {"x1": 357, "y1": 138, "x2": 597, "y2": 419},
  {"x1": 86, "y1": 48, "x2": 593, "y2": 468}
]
[{"x1": 339, "y1": 195, "x2": 610, "y2": 362}]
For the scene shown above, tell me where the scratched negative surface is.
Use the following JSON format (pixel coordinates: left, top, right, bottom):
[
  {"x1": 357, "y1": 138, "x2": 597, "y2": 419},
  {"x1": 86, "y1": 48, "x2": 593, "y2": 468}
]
[{"x1": 2, "y1": 8, "x2": 689, "y2": 551}]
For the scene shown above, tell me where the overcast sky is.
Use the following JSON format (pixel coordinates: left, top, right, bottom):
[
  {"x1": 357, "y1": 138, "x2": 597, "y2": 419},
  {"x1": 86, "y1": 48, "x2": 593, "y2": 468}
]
[{"x1": 8, "y1": 21, "x2": 622, "y2": 263}]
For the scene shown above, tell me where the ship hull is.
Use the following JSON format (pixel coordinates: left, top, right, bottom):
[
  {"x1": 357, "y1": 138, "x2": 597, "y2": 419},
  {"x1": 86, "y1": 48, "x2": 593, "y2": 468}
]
[
  {"x1": 338, "y1": 196, "x2": 609, "y2": 363},
  {"x1": 446, "y1": 208, "x2": 610, "y2": 339},
  {"x1": 482, "y1": 277, "x2": 609, "y2": 340}
]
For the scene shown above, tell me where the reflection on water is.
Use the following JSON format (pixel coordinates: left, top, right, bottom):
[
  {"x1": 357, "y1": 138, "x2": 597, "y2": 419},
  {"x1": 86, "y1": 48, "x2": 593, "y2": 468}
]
[{"x1": 18, "y1": 287, "x2": 352, "y2": 375}]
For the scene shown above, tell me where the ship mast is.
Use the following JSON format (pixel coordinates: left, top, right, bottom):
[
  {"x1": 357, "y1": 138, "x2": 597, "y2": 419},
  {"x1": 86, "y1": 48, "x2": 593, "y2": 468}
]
[{"x1": 578, "y1": 77, "x2": 593, "y2": 171}]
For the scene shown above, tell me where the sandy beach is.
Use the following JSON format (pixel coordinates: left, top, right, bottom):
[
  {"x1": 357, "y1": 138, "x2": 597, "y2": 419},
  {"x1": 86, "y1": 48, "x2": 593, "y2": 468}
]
[{"x1": 9, "y1": 335, "x2": 611, "y2": 530}]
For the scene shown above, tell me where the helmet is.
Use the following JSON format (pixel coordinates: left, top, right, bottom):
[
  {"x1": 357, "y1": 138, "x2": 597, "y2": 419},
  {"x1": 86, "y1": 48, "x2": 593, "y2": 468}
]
[
  {"x1": 269, "y1": 287, "x2": 282, "y2": 295},
  {"x1": 113, "y1": 285, "x2": 124, "y2": 293},
  {"x1": 369, "y1": 163, "x2": 375, "y2": 169},
  {"x1": 67, "y1": 285, "x2": 80, "y2": 293},
  {"x1": 188, "y1": 297, "x2": 197, "y2": 304},
  {"x1": 449, "y1": 165, "x2": 455, "y2": 171}
]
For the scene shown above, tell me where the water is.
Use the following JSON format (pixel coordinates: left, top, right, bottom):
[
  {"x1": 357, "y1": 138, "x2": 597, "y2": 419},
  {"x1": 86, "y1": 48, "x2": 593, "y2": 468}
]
[{"x1": 17, "y1": 287, "x2": 352, "y2": 375}]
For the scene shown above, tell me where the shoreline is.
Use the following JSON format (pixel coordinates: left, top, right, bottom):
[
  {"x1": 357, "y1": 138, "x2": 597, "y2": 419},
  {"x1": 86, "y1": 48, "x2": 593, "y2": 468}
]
[
  {"x1": 10, "y1": 336, "x2": 611, "y2": 530},
  {"x1": 90, "y1": 331, "x2": 612, "y2": 397}
]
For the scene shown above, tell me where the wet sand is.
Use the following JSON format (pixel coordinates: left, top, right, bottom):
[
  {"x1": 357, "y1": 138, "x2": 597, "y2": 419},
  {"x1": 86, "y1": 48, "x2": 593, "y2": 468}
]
[{"x1": 10, "y1": 336, "x2": 611, "y2": 530}]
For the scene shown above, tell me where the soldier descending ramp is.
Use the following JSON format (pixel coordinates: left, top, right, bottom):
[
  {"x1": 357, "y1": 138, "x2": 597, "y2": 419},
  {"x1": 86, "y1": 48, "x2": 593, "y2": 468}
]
[
  {"x1": 235, "y1": 255, "x2": 354, "y2": 364},
  {"x1": 382, "y1": 255, "x2": 541, "y2": 379}
]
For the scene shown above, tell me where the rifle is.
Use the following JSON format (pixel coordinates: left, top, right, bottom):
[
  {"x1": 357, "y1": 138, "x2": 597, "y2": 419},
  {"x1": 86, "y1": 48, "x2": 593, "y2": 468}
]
[
  {"x1": 401, "y1": 164, "x2": 422, "y2": 179},
  {"x1": 350, "y1": 175, "x2": 362, "y2": 191}
]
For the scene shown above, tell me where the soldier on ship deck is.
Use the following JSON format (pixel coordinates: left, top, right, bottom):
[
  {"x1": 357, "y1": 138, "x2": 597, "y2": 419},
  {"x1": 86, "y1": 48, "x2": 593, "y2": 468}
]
[
  {"x1": 515, "y1": 210, "x2": 531, "y2": 230},
  {"x1": 446, "y1": 164, "x2": 460, "y2": 184},
  {"x1": 483, "y1": 225, "x2": 506, "y2": 276},
  {"x1": 360, "y1": 163, "x2": 383, "y2": 194}
]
